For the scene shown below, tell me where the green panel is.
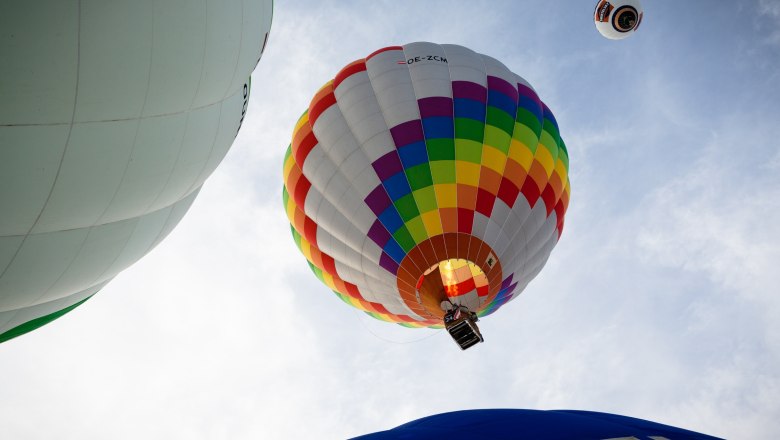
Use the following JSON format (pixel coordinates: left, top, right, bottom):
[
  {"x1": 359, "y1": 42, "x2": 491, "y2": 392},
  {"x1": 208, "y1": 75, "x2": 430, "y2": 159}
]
[
  {"x1": 483, "y1": 125, "x2": 511, "y2": 154},
  {"x1": 543, "y1": 119, "x2": 561, "y2": 144},
  {"x1": 513, "y1": 124, "x2": 539, "y2": 154},
  {"x1": 413, "y1": 186, "x2": 438, "y2": 213},
  {"x1": 308, "y1": 262, "x2": 324, "y2": 282},
  {"x1": 539, "y1": 131, "x2": 559, "y2": 160},
  {"x1": 393, "y1": 226, "x2": 416, "y2": 252},
  {"x1": 516, "y1": 108, "x2": 542, "y2": 136},
  {"x1": 430, "y1": 160, "x2": 456, "y2": 184},
  {"x1": 426, "y1": 138, "x2": 455, "y2": 161},
  {"x1": 0, "y1": 296, "x2": 93, "y2": 344},
  {"x1": 455, "y1": 139, "x2": 483, "y2": 163},
  {"x1": 291, "y1": 226, "x2": 302, "y2": 249},
  {"x1": 394, "y1": 193, "x2": 420, "y2": 221},
  {"x1": 406, "y1": 163, "x2": 433, "y2": 191},
  {"x1": 486, "y1": 107, "x2": 515, "y2": 135},
  {"x1": 405, "y1": 216, "x2": 428, "y2": 243},
  {"x1": 558, "y1": 138, "x2": 570, "y2": 169},
  {"x1": 282, "y1": 186, "x2": 289, "y2": 207},
  {"x1": 454, "y1": 118, "x2": 484, "y2": 143}
]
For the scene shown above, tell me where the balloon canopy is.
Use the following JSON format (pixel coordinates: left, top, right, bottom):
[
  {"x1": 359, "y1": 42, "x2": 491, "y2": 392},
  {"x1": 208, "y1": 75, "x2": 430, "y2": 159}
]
[
  {"x1": 0, "y1": 0, "x2": 273, "y2": 343},
  {"x1": 283, "y1": 43, "x2": 570, "y2": 333},
  {"x1": 351, "y1": 409, "x2": 724, "y2": 440}
]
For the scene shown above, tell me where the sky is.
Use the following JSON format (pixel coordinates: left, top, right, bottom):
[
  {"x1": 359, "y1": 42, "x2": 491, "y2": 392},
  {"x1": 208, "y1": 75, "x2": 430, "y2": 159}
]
[{"x1": 2, "y1": 0, "x2": 780, "y2": 438}]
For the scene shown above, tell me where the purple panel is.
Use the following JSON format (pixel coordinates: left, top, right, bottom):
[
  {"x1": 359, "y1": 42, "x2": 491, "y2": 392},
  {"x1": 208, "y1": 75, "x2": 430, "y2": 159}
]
[
  {"x1": 487, "y1": 76, "x2": 518, "y2": 102},
  {"x1": 390, "y1": 120, "x2": 424, "y2": 147},
  {"x1": 367, "y1": 219, "x2": 392, "y2": 247},
  {"x1": 452, "y1": 81, "x2": 487, "y2": 103},
  {"x1": 418, "y1": 97, "x2": 453, "y2": 118},
  {"x1": 372, "y1": 151, "x2": 404, "y2": 181},
  {"x1": 517, "y1": 83, "x2": 540, "y2": 102},
  {"x1": 379, "y1": 252, "x2": 400, "y2": 274},
  {"x1": 364, "y1": 185, "x2": 393, "y2": 216},
  {"x1": 500, "y1": 274, "x2": 514, "y2": 290}
]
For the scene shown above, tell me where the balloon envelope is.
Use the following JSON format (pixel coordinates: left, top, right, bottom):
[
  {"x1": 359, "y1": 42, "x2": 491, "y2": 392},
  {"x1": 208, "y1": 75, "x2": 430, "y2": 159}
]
[
  {"x1": 0, "y1": 0, "x2": 273, "y2": 342},
  {"x1": 283, "y1": 43, "x2": 570, "y2": 328},
  {"x1": 351, "y1": 409, "x2": 723, "y2": 440}
]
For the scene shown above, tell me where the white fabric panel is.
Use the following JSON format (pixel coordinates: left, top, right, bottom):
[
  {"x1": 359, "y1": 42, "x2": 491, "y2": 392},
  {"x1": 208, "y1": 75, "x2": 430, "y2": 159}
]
[
  {"x1": 0, "y1": 0, "x2": 78, "y2": 125},
  {"x1": 193, "y1": 0, "x2": 243, "y2": 106},
  {"x1": 0, "y1": 281, "x2": 108, "y2": 335},
  {"x1": 0, "y1": 228, "x2": 89, "y2": 311},
  {"x1": 481, "y1": 54, "x2": 517, "y2": 88},
  {"x1": 147, "y1": 102, "x2": 223, "y2": 212},
  {"x1": 0, "y1": 126, "x2": 70, "y2": 235},
  {"x1": 94, "y1": 113, "x2": 188, "y2": 225},
  {"x1": 0, "y1": 237, "x2": 25, "y2": 278},
  {"x1": 365, "y1": 49, "x2": 419, "y2": 128},
  {"x1": 514, "y1": 73, "x2": 537, "y2": 94},
  {"x1": 441, "y1": 44, "x2": 486, "y2": 85},
  {"x1": 75, "y1": 0, "x2": 153, "y2": 122},
  {"x1": 333, "y1": 71, "x2": 393, "y2": 164},
  {"x1": 403, "y1": 42, "x2": 452, "y2": 99},
  {"x1": 33, "y1": 120, "x2": 137, "y2": 233}
]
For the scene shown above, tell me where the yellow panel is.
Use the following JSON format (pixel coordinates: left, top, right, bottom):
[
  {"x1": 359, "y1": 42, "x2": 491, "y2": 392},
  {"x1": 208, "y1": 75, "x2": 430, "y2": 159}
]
[
  {"x1": 456, "y1": 161, "x2": 481, "y2": 187},
  {"x1": 508, "y1": 139, "x2": 534, "y2": 171},
  {"x1": 421, "y1": 210, "x2": 444, "y2": 236},
  {"x1": 434, "y1": 183, "x2": 458, "y2": 208},
  {"x1": 534, "y1": 145, "x2": 555, "y2": 176},
  {"x1": 481, "y1": 145, "x2": 507, "y2": 175}
]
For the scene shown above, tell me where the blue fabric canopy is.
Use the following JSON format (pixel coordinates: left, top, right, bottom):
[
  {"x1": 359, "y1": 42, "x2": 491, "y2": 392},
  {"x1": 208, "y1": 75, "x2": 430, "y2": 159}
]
[{"x1": 352, "y1": 409, "x2": 723, "y2": 440}]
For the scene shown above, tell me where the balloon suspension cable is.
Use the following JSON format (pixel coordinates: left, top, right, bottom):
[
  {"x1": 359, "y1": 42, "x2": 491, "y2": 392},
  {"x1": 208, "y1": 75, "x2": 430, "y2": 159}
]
[{"x1": 350, "y1": 308, "x2": 443, "y2": 345}]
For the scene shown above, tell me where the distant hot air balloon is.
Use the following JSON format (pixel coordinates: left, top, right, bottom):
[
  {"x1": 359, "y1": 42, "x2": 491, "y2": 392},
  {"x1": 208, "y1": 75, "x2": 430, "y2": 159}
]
[
  {"x1": 0, "y1": 0, "x2": 273, "y2": 343},
  {"x1": 283, "y1": 43, "x2": 570, "y2": 349},
  {"x1": 351, "y1": 409, "x2": 724, "y2": 439},
  {"x1": 594, "y1": 0, "x2": 643, "y2": 39}
]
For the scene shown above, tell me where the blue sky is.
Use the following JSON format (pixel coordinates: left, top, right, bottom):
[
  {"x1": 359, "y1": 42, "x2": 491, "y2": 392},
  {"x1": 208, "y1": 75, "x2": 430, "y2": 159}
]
[{"x1": 1, "y1": 1, "x2": 779, "y2": 438}]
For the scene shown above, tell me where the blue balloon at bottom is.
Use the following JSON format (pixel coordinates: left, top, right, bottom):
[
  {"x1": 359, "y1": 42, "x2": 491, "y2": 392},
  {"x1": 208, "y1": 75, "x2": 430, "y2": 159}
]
[{"x1": 351, "y1": 409, "x2": 723, "y2": 440}]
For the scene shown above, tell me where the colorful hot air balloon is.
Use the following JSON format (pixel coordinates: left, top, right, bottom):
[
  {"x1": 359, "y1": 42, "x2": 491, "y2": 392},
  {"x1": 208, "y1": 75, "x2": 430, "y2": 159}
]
[
  {"x1": 283, "y1": 43, "x2": 570, "y2": 349},
  {"x1": 351, "y1": 409, "x2": 724, "y2": 439},
  {"x1": 0, "y1": 0, "x2": 273, "y2": 343}
]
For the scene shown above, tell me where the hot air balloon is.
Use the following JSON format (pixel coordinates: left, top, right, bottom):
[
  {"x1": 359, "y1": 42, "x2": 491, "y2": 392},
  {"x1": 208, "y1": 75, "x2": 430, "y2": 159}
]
[
  {"x1": 283, "y1": 43, "x2": 570, "y2": 349},
  {"x1": 594, "y1": 0, "x2": 643, "y2": 39},
  {"x1": 0, "y1": 0, "x2": 273, "y2": 343},
  {"x1": 351, "y1": 409, "x2": 724, "y2": 439}
]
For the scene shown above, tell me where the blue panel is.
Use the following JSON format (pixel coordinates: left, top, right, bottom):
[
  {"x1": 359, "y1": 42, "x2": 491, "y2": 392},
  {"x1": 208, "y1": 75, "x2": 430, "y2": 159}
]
[
  {"x1": 382, "y1": 172, "x2": 411, "y2": 200},
  {"x1": 518, "y1": 95, "x2": 543, "y2": 122},
  {"x1": 398, "y1": 142, "x2": 428, "y2": 169},
  {"x1": 487, "y1": 90, "x2": 517, "y2": 117},
  {"x1": 422, "y1": 117, "x2": 454, "y2": 139},
  {"x1": 382, "y1": 239, "x2": 406, "y2": 264},
  {"x1": 453, "y1": 98, "x2": 485, "y2": 121},
  {"x1": 377, "y1": 206, "x2": 404, "y2": 233}
]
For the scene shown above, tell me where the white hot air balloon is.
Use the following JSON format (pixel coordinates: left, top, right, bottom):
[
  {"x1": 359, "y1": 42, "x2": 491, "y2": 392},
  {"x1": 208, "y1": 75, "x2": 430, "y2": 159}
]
[
  {"x1": 0, "y1": 0, "x2": 273, "y2": 343},
  {"x1": 594, "y1": 0, "x2": 643, "y2": 40}
]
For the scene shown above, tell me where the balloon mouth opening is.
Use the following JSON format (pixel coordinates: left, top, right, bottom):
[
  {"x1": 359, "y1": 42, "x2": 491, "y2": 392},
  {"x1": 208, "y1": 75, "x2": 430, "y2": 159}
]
[
  {"x1": 613, "y1": 6, "x2": 638, "y2": 32},
  {"x1": 416, "y1": 259, "x2": 489, "y2": 308}
]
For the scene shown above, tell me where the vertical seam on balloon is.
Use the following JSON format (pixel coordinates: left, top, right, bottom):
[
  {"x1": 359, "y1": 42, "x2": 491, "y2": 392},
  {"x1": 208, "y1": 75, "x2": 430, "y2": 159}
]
[
  {"x1": 93, "y1": 2, "x2": 157, "y2": 226},
  {"x1": 225, "y1": 0, "x2": 246, "y2": 101},
  {"x1": 0, "y1": 0, "x2": 86, "y2": 287}
]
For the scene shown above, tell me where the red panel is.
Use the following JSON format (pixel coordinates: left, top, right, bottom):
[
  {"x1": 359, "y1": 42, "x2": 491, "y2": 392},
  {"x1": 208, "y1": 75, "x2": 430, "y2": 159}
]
[
  {"x1": 293, "y1": 131, "x2": 317, "y2": 166},
  {"x1": 367, "y1": 45, "x2": 403, "y2": 60},
  {"x1": 292, "y1": 175, "x2": 311, "y2": 208},
  {"x1": 520, "y1": 178, "x2": 541, "y2": 208},
  {"x1": 345, "y1": 282, "x2": 364, "y2": 301},
  {"x1": 321, "y1": 253, "x2": 337, "y2": 276},
  {"x1": 334, "y1": 60, "x2": 367, "y2": 89},
  {"x1": 540, "y1": 184, "x2": 557, "y2": 216},
  {"x1": 497, "y1": 177, "x2": 520, "y2": 207},
  {"x1": 475, "y1": 188, "x2": 496, "y2": 217},
  {"x1": 303, "y1": 217, "x2": 318, "y2": 244},
  {"x1": 457, "y1": 208, "x2": 474, "y2": 234},
  {"x1": 308, "y1": 88, "x2": 336, "y2": 126}
]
